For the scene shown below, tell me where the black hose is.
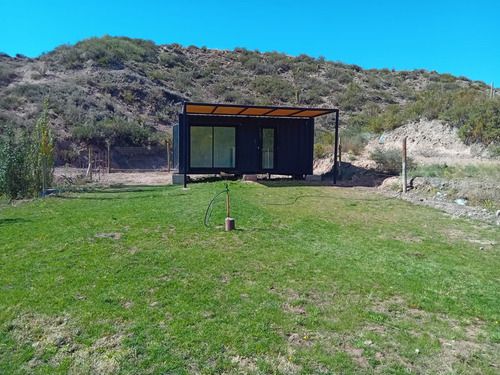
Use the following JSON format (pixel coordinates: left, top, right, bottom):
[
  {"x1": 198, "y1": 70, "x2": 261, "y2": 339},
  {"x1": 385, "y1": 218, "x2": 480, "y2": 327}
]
[
  {"x1": 204, "y1": 191, "x2": 393, "y2": 227},
  {"x1": 233, "y1": 194, "x2": 393, "y2": 206},
  {"x1": 204, "y1": 190, "x2": 227, "y2": 227}
]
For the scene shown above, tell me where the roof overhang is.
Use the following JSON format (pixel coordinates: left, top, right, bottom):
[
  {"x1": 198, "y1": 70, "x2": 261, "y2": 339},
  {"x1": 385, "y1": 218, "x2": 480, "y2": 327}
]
[{"x1": 184, "y1": 102, "x2": 337, "y2": 118}]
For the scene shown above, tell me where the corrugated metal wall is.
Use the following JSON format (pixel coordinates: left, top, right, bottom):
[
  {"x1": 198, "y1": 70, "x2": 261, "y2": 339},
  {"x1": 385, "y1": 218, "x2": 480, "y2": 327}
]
[{"x1": 178, "y1": 115, "x2": 314, "y2": 175}]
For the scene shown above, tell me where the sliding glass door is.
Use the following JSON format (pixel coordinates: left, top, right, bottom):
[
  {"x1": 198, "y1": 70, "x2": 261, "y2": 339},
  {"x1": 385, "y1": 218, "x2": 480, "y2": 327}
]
[
  {"x1": 190, "y1": 126, "x2": 235, "y2": 168},
  {"x1": 214, "y1": 127, "x2": 235, "y2": 168}
]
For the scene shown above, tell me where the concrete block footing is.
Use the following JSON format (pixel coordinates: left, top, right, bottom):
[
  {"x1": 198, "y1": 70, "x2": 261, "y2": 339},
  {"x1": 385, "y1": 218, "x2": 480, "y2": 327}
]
[
  {"x1": 172, "y1": 174, "x2": 185, "y2": 184},
  {"x1": 243, "y1": 174, "x2": 258, "y2": 182}
]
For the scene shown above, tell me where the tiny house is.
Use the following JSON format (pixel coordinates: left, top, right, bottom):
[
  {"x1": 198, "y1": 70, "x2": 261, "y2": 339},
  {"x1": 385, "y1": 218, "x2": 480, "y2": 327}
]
[{"x1": 174, "y1": 102, "x2": 339, "y2": 184}]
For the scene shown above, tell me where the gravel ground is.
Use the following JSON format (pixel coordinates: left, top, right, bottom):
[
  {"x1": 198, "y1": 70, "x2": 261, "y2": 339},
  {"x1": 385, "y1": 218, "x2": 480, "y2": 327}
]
[
  {"x1": 54, "y1": 168, "x2": 173, "y2": 186},
  {"x1": 378, "y1": 176, "x2": 500, "y2": 226}
]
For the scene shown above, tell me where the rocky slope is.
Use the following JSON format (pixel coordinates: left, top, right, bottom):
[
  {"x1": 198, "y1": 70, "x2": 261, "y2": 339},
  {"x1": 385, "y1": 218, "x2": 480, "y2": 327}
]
[{"x1": 1, "y1": 36, "x2": 493, "y2": 140}]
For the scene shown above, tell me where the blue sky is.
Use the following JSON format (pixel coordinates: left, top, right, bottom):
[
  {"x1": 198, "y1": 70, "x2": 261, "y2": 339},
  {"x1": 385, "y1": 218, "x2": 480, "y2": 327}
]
[{"x1": 1, "y1": 0, "x2": 499, "y2": 85}]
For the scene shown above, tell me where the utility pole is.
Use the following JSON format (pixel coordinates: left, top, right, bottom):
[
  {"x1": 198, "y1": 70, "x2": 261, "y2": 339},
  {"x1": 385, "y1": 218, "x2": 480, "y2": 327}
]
[{"x1": 491, "y1": 83, "x2": 494, "y2": 99}]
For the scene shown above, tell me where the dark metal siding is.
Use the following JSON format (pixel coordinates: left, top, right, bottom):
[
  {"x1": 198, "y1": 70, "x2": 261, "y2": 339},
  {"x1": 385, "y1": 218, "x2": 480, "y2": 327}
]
[
  {"x1": 236, "y1": 124, "x2": 260, "y2": 173},
  {"x1": 179, "y1": 115, "x2": 313, "y2": 175},
  {"x1": 275, "y1": 118, "x2": 313, "y2": 175}
]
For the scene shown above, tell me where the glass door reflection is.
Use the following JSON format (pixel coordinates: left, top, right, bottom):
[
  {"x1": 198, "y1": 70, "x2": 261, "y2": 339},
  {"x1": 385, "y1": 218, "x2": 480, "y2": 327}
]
[{"x1": 262, "y1": 128, "x2": 274, "y2": 169}]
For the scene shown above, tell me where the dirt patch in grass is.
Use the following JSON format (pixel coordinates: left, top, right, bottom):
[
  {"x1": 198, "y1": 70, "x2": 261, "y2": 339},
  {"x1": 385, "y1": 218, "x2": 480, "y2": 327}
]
[
  {"x1": 267, "y1": 354, "x2": 303, "y2": 374},
  {"x1": 229, "y1": 353, "x2": 303, "y2": 374},
  {"x1": 344, "y1": 342, "x2": 369, "y2": 369},
  {"x1": 230, "y1": 355, "x2": 259, "y2": 373},
  {"x1": 284, "y1": 332, "x2": 312, "y2": 347},
  {"x1": 365, "y1": 296, "x2": 500, "y2": 373},
  {"x1": 10, "y1": 313, "x2": 130, "y2": 373},
  {"x1": 283, "y1": 303, "x2": 307, "y2": 315},
  {"x1": 447, "y1": 228, "x2": 499, "y2": 249},
  {"x1": 279, "y1": 295, "x2": 499, "y2": 373},
  {"x1": 371, "y1": 296, "x2": 406, "y2": 314},
  {"x1": 94, "y1": 232, "x2": 123, "y2": 240}
]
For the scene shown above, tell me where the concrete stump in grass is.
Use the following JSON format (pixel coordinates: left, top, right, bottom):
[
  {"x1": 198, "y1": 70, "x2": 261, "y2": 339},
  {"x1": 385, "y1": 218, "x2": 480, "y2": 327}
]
[{"x1": 225, "y1": 217, "x2": 235, "y2": 232}]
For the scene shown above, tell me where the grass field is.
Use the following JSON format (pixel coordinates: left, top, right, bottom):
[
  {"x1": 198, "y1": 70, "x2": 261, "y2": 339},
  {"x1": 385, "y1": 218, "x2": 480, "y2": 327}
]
[{"x1": 1, "y1": 181, "x2": 499, "y2": 374}]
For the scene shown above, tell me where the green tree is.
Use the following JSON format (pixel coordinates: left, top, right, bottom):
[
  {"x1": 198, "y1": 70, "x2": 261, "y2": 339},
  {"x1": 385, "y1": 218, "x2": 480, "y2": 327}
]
[
  {"x1": 0, "y1": 99, "x2": 55, "y2": 199},
  {"x1": 31, "y1": 98, "x2": 55, "y2": 193},
  {"x1": 0, "y1": 128, "x2": 31, "y2": 199}
]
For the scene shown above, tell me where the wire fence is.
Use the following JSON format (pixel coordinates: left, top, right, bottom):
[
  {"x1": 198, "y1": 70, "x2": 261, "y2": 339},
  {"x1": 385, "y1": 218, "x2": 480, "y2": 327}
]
[{"x1": 59, "y1": 146, "x2": 175, "y2": 172}]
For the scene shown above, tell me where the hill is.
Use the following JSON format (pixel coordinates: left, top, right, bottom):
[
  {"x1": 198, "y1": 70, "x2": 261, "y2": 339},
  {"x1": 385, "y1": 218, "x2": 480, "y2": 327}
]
[{"x1": 0, "y1": 35, "x2": 499, "y2": 161}]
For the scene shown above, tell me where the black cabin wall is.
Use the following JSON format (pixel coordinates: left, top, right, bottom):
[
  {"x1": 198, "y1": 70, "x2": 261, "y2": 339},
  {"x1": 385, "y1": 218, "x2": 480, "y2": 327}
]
[{"x1": 179, "y1": 115, "x2": 314, "y2": 175}]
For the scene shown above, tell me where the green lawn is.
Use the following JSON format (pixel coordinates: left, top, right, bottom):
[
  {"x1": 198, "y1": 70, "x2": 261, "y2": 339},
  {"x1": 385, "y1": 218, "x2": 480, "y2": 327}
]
[{"x1": 1, "y1": 181, "x2": 499, "y2": 374}]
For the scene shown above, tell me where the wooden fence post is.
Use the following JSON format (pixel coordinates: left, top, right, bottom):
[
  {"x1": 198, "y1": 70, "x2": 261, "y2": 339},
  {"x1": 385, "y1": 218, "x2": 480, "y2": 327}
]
[
  {"x1": 402, "y1": 137, "x2": 407, "y2": 193},
  {"x1": 338, "y1": 137, "x2": 342, "y2": 179},
  {"x1": 166, "y1": 139, "x2": 170, "y2": 172},
  {"x1": 107, "y1": 141, "x2": 111, "y2": 173},
  {"x1": 88, "y1": 148, "x2": 93, "y2": 180}
]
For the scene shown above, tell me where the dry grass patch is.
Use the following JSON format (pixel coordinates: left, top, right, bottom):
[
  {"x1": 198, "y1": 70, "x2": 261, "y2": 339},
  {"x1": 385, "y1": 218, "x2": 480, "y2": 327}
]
[
  {"x1": 10, "y1": 314, "x2": 130, "y2": 374},
  {"x1": 94, "y1": 232, "x2": 123, "y2": 240}
]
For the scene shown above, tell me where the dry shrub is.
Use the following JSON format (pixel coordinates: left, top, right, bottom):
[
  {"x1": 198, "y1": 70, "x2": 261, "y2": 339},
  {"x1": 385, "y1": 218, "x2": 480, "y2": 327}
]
[{"x1": 370, "y1": 148, "x2": 415, "y2": 174}]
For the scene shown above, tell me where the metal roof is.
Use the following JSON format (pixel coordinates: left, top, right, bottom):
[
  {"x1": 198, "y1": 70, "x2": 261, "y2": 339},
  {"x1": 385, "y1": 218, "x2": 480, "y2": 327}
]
[{"x1": 184, "y1": 102, "x2": 337, "y2": 118}]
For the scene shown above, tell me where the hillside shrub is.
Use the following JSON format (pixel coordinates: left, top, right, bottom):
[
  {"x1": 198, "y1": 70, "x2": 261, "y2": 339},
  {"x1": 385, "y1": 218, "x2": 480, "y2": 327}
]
[
  {"x1": 0, "y1": 65, "x2": 17, "y2": 85},
  {"x1": 370, "y1": 148, "x2": 415, "y2": 174},
  {"x1": 11, "y1": 83, "x2": 48, "y2": 103},
  {"x1": 295, "y1": 54, "x2": 315, "y2": 64},
  {"x1": 325, "y1": 65, "x2": 353, "y2": 84},
  {"x1": 242, "y1": 57, "x2": 261, "y2": 70},
  {"x1": 338, "y1": 83, "x2": 365, "y2": 111},
  {"x1": 439, "y1": 73, "x2": 457, "y2": 83},
  {"x1": 490, "y1": 145, "x2": 500, "y2": 157},
  {"x1": 251, "y1": 76, "x2": 294, "y2": 103},
  {"x1": 409, "y1": 164, "x2": 455, "y2": 178},
  {"x1": 149, "y1": 70, "x2": 167, "y2": 81},
  {"x1": 299, "y1": 89, "x2": 323, "y2": 105},
  {"x1": 314, "y1": 143, "x2": 327, "y2": 159},
  {"x1": 340, "y1": 125, "x2": 370, "y2": 155},
  {"x1": 442, "y1": 89, "x2": 485, "y2": 126},
  {"x1": 380, "y1": 104, "x2": 405, "y2": 130},
  {"x1": 294, "y1": 61, "x2": 319, "y2": 73},
  {"x1": 265, "y1": 51, "x2": 291, "y2": 73},
  {"x1": 159, "y1": 52, "x2": 189, "y2": 68},
  {"x1": 457, "y1": 98, "x2": 500, "y2": 143},
  {"x1": 53, "y1": 36, "x2": 157, "y2": 69},
  {"x1": 314, "y1": 132, "x2": 335, "y2": 159},
  {"x1": 0, "y1": 95, "x2": 23, "y2": 110},
  {"x1": 367, "y1": 88, "x2": 496, "y2": 144},
  {"x1": 173, "y1": 69, "x2": 194, "y2": 90},
  {"x1": 73, "y1": 118, "x2": 153, "y2": 147}
]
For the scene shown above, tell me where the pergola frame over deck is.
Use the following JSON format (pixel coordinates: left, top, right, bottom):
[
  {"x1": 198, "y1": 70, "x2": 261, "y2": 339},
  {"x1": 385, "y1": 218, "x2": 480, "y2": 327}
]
[{"x1": 180, "y1": 102, "x2": 340, "y2": 187}]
